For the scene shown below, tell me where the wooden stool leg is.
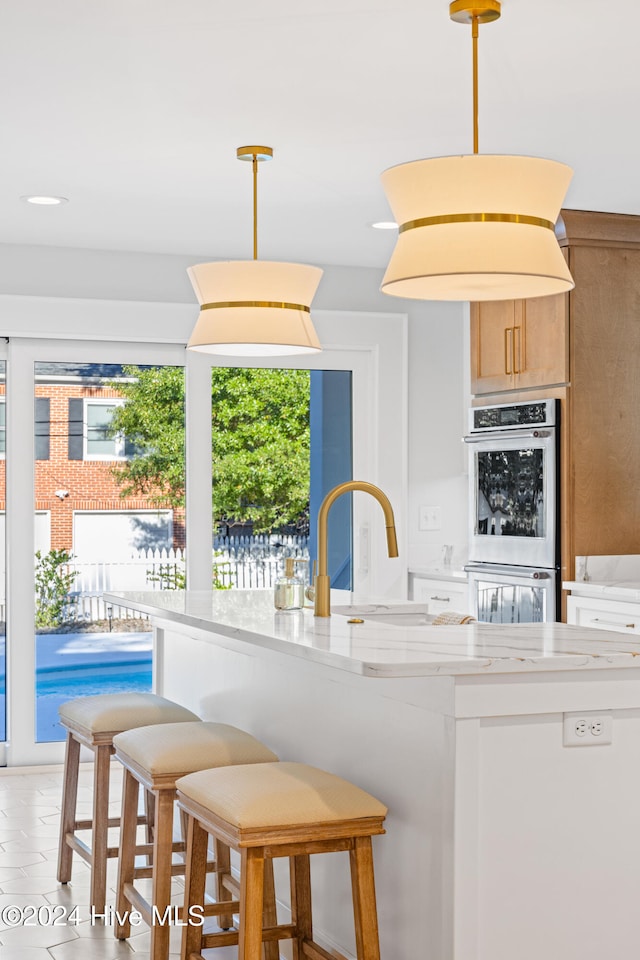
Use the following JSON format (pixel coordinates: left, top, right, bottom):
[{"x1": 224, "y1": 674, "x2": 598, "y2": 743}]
[
  {"x1": 179, "y1": 807, "x2": 188, "y2": 847},
  {"x1": 214, "y1": 838, "x2": 234, "y2": 930},
  {"x1": 239, "y1": 847, "x2": 265, "y2": 960},
  {"x1": 57, "y1": 732, "x2": 80, "y2": 884},
  {"x1": 144, "y1": 787, "x2": 155, "y2": 865},
  {"x1": 181, "y1": 815, "x2": 209, "y2": 960},
  {"x1": 289, "y1": 854, "x2": 312, "y2": 960},
  {"x1": 149, "y1": 789, "x2": 175, "y2": 960},
  {"x1": 349, "y1": 836, "x2": 381, "y2": 960},
  {"x1": 115, "y1": 769, "x2": 140, "y2": 938},
  {"x1": 90, "y1": 743, "x2": 112, "y2": 913},
  {"x1": 262, "y1": 858, "x2": 279, "y2": 960}
]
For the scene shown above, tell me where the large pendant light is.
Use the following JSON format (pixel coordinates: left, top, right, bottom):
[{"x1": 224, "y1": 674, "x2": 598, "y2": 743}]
[
  {"x1": 380, "y1": 1, "x2": 574, "y2": 302},
  {"x1": 187, "y1": 146, "x2": 323, "y2": 356}
]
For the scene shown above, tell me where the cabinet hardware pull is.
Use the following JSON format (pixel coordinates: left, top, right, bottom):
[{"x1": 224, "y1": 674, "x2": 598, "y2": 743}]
[
  {"x1": 592, "y1": 617, "x2": 635, "y2": 628},
  {"x1": 431, "y1": 595, "x2": 451, "y2": 602},
  {"x1": 504, "y1": 327, "x2": 513, "y2": 375},
  {"x1": 513, "y1": 324, "x2": 522, "y2": 374}
]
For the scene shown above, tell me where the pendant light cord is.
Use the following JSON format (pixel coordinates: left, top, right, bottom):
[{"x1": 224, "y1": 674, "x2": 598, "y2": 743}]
[
  {"x1": 237, "y1": 145, "x2": 273, "y2": 259},
  {"x1": 252, "y1": 153, "x2": 258, "y2": 259},
  {"x1": 472, "y1": 14, "x2": 479, "y2": 154}
]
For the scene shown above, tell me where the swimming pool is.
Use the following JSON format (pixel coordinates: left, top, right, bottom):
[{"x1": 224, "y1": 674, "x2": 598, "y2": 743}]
[
  {"x1": 0, "y1": 631, "x2": 154, "y2": 743},
  {"x1": 36, "y1": 661, "x2": 152, "y2": 743}
]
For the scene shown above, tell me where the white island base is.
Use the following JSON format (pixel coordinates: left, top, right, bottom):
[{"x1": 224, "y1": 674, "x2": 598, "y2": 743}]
[{"x1": 105, "y1": 590, "x2": 640, "y2": 960}]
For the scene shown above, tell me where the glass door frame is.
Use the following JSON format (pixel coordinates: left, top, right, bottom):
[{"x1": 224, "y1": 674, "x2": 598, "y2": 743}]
[
  {"x1": 6, "y1": 338, "x2": 185, "y2": 765},
  {"x1": 189, "y1": 313, "x2": 407, "y2": 602}
]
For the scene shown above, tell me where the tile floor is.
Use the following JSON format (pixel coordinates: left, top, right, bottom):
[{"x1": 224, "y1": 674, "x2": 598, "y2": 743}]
[{"x1": 0, "y1": 763, "x2": 239, "y2": 960}]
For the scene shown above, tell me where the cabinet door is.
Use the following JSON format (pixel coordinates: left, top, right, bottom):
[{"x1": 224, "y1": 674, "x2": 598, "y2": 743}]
[
  {"x1": 516, "y1": 294, "x2": 568, "y2": 389},
  {"x1": 410, "y1": 576, "x2": 470, "y2": 614},
  {"x1": 471, "y1": 296, "x2": 568, "y2": 395},
  {"x1": 470, "y1": 300, "x2": 517, "y2": 394},
  {"x1": 567, "y1": 595, "x2": 640, "y2": 635}
]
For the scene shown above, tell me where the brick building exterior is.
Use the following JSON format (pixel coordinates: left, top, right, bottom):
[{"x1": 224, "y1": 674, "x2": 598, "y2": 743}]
[{"x1": 0, "y1": 364, "x2": 184, "y2": 559}]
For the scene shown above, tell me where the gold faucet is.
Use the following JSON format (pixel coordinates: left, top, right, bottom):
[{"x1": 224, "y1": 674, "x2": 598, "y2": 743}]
[{"x1": 314, "y1": 480, "x2": 399, "y2": 617}]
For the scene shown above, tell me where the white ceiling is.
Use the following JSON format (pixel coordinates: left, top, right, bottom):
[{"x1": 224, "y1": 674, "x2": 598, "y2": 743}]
[{"x1": 2, "y1": 0, "x2": 639, "y2": 271}]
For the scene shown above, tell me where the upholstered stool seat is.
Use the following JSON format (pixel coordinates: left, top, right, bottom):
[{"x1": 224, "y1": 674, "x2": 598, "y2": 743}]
[
  {"x1": 57, "y1": 692, "x2": 200, "y2": 913},
  {"x1": 114, "y1": 721, "x2": 278, "y2": 960},
  {"x1": 176, "y1": 761, "x2": 387, "y2": 960}
]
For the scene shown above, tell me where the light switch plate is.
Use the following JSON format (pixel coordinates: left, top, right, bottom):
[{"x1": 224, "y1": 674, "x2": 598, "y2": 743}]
[{"x1": 419, "y1": 505, "x2": 441, "y2": 531}]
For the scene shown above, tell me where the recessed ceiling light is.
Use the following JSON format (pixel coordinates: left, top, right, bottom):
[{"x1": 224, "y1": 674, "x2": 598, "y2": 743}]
[
  {"x1": 21, "y1": 195, "x2": 68, "y2": 205},
  {"x1": 371, "y1": 221, "x2": 398, "y2": 230}
]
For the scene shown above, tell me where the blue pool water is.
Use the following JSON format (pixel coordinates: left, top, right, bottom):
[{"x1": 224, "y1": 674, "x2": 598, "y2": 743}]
[
  {"x1": 0, "y1": 631, "x2": 153, "y2": 744},
  {"x1": 36, "y1": 662, "x2": 152, "y2": 743}
]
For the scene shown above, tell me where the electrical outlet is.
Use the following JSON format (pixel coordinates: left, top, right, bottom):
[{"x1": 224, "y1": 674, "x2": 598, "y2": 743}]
[
  {"x1": 563, "y1": 711, "x2": 613, "y2": 746},
  {"x1": 419, "y1": 505, "x2": 442, "y2": 531}
]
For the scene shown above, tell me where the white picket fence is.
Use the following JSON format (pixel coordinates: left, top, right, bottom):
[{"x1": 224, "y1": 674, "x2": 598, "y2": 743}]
[{"x1": 68, "y1": 536, "x2": 310, "y2": 621}]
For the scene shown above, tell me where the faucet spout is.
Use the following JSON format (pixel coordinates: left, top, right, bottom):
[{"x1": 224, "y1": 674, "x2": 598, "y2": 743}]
[{"x1": 314, "y1": 480, "x2": 398, "y2": 617}]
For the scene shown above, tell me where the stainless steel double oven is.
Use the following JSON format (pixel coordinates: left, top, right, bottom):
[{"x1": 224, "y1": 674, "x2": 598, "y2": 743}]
[{"x1": 464, "y1": 398, "x2": 559, "y2": 623}]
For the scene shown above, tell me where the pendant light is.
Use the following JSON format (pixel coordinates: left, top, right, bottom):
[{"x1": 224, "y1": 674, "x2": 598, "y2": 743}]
[
  {"x1": 380, "y1": 1, "x2": 574, "y2": 302},
  {"x1": 187, "y1": 146, "x2": 323, "y2": 355}
]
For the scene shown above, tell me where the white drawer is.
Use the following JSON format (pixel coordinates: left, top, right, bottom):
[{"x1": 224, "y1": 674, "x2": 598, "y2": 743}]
[
  {"x1": 409, "y1": 576, "x2": 470, "y2": 615},
  {"x1": 567, "y1": 595, "x2": 640, "y2": 635}
]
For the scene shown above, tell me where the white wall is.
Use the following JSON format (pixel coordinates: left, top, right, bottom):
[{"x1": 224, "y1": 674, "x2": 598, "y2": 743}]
[
  {"x1": 406, "y1": 300, "x2": 470, "y2": 569},
  {"x1": 0, "y1": 242, "x2": 469, "y2": 573}
]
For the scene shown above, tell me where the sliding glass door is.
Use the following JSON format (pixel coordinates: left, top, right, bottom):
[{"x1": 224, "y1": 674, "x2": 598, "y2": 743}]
[
  {"x1": 2, "y1": 310, "x2": 406, "y2": 764},
  {"x1": 6, "y1": 340, "x2": 184, "y2": 764},
  {"x1": 33, "y1": 360, "x2": 185, "y2": 743}
]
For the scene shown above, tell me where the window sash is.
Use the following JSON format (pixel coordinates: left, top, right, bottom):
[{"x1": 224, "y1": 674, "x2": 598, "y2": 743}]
[{"x1": 84, "y1": 400, "x2": 125, "y2": 459}]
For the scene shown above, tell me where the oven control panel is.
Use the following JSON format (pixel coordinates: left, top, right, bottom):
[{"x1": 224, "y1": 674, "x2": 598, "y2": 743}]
[{"x1": 470, "y1": 399, "x2": 556, "y2": 433}]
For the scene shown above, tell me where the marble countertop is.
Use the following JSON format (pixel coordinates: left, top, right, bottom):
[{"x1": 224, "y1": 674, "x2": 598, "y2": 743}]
[
  {"x1": 563, "y1": 580, "x2": 640, "y2": 602},
  {"x1": 408, "y1": 566, "x2": 468, "y2": 582},
  {"x1": 104, "y1": 589, "x2": 640, "y2": 679},
  {"x1": 564, "y1": 555, "x2": 640, "y2": 600}
]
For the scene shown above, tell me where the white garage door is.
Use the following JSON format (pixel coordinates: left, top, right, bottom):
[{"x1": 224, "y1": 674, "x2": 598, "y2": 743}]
[{"x1": 73, "y1": 510, "x2": 173, "y2": 560}]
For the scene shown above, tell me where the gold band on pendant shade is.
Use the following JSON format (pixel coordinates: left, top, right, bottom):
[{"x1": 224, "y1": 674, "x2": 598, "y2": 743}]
[
  {"x1": 399, "y1": 212, "x2": 556, "y2": 234},
  {"x1": 201, "y1": 300, "x2": 311, "y2": 313}
]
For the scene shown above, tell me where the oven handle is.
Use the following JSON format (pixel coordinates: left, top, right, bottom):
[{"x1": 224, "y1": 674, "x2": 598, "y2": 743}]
[
  {"x1": 465, "y1": 563, "x2": 552, "y2": 580},
  {"x1": 463, "y1": 428, "x2": 552, "y2": 443}
]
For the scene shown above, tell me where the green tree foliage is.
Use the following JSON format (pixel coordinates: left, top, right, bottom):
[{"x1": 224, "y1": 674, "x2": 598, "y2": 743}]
[
  {"x1": 110, "y1": 366, "x2": 186, "y2": 507},
  {"x1": 109, "y1": 365, "x2": 311, "y2": 533}
]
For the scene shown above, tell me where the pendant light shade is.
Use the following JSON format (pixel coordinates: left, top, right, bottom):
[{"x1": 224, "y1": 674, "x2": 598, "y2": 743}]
[
  {"x1": 381, "y1": 154, "x2": 574, "y2": 301},
  {"x1": 187, "y1": 145, "x2": 323, "y2": 356},
  {"x1": 187, "y1": 259, "x2": 323, "y2": 356},
  {"x1": 380, "y1": 2, "x2": 574, "y2": 302}
]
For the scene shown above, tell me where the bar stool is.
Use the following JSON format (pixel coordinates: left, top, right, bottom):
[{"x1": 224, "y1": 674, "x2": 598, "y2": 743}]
[
  {"x1": 57, "y1": 692, "x2": 200, "y2": 913},
  {"x1": 176, "y1": 761, "x2": 387, "y2": 960},
  {"x1": 113, "y1": 721, "x2": 279, "y2": 960}
]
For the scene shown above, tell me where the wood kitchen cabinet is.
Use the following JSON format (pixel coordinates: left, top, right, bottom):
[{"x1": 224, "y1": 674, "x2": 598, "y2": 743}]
[
  {"x1": 470, "y1": 210, "x2": 640, "y2": 618},
  {"x1": 470, "y1": 292, "x2": 568, "y2": 395}
]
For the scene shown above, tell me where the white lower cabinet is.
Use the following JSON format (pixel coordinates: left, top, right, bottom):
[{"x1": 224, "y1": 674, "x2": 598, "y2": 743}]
[
  {"x1": 409, "y1": 574, "x2": 470, "y2": 615},
  {"x1": 567, "y1": 594, "x2": 640, "y2": 634}
]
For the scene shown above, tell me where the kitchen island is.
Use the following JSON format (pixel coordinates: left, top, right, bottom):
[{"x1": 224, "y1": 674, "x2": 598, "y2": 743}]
[{"x1": 105, "y1": 589, "x2": 640, "y2": 960}]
